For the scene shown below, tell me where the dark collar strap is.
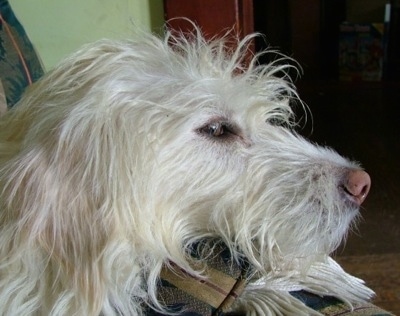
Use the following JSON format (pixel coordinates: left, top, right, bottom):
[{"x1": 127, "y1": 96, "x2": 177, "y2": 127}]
[{"x1": 148, "y1": 239, "x2": 252, "y2": 315}]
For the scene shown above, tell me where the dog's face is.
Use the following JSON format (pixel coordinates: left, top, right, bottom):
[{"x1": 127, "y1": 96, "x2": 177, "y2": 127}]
[
  {"x1": 92, "y1": 36, "x2": 367, "y2": 268},
  {"x1": 150, "y1": 96, "x2": 366, "y2": 266}
]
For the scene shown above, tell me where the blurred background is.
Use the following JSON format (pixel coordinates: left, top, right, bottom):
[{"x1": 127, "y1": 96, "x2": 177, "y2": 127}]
[{"x1": 6, "y1": 0, "x2": 400, "y2": 313}]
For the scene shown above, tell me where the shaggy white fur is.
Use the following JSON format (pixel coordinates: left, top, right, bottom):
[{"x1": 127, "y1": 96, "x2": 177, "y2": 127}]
[{"x1": 0, "y1": 28, "x2": 374, "y2": 315}]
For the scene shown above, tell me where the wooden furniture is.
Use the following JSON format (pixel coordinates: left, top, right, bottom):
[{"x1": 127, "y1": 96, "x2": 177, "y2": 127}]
[{"x1": 164, "y1": 0, "x2": 254, "y2": 39}]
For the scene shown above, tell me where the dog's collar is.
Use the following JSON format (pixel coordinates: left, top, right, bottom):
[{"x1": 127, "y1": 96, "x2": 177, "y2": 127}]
[{"x1": 148, "y1": 239, "x2": 253, "y2": 315}]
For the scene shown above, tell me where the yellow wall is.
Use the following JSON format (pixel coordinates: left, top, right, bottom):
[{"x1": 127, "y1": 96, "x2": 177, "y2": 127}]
[{"x1": 9, "y1": 0, "x2": 164, "y2": 70}]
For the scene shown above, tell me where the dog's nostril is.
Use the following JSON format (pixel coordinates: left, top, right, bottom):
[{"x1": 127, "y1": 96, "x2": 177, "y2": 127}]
[{"x1": 343, "y1": 170, "x2": 371, "y2": 206}]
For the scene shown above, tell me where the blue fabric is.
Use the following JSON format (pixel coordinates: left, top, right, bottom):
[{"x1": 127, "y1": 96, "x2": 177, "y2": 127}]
[
  {"x1": 290, "y1": 290, "x2": 392, "y2": 315},
  {"x1": 0, "y1": 0, "x2": 44, "y2": 107}
]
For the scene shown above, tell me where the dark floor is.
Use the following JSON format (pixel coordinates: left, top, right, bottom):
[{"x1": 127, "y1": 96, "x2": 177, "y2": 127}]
[{"x1": 297, "y1": 81, "x2": 400, "y2": 314}]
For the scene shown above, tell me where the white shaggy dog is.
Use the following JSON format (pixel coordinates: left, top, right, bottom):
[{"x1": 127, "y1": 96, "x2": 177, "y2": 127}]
[{"x1": 0, "y1": 28, "x2": 375, "y2": 315}]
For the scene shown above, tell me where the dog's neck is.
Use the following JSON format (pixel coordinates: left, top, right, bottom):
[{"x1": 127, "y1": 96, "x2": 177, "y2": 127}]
[{"x1": 148, "y1": 239, "x2": 253, "y2": 315}]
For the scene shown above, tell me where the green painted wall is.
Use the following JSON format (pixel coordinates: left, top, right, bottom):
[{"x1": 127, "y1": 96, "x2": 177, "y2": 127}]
[{"x1": 9, "y1": 0, "x2": 164, "y2": 70}]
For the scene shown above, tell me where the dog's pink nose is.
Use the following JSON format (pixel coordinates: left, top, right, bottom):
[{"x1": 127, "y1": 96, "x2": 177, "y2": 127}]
[{"x1": 344, "y1": 170, "x2": 371, "y2": 205}]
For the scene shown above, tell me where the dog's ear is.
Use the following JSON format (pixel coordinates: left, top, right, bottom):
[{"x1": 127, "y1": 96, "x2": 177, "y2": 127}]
[
  {"x1": 0, "y1": 108, "x2": 110, "y2": 313},
  {"x1": 0, "y1": 44, "x2": 146, "y2": 313}
]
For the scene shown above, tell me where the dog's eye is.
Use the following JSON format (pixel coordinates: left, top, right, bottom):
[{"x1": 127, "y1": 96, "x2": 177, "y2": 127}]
[
  {"x1": 198, "y1": 122, "x2": 234, "y2": 138},
  {"x1": 205, "y1": 123, "x2": 225, "y2": 137}
]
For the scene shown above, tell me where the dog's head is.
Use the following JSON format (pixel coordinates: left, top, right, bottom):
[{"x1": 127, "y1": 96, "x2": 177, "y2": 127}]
[{"x1": 0, "y1": 29, "x2": 370, "y2": 314}]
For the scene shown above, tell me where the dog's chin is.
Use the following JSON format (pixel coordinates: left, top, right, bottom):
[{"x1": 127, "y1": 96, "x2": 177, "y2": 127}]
[
  {"x1": 317, "y1": 208, "x2": 359, "y2": 254},
  {"x1": 274, "y1": 204, "x2": 360, "y2": 261}
]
